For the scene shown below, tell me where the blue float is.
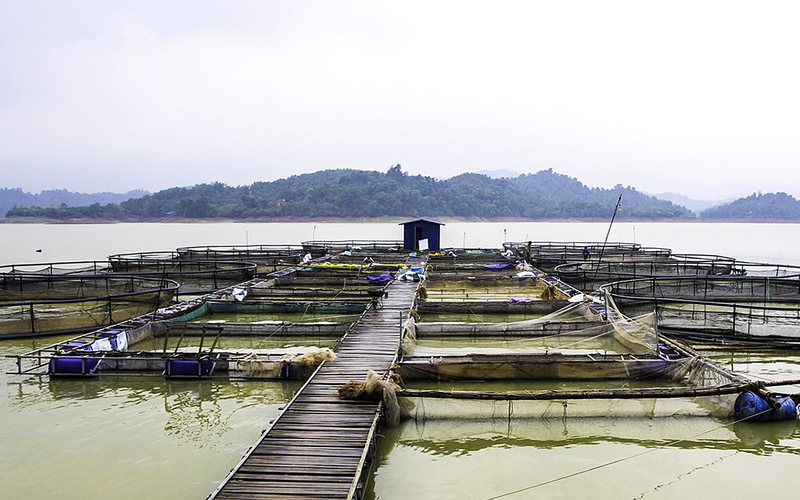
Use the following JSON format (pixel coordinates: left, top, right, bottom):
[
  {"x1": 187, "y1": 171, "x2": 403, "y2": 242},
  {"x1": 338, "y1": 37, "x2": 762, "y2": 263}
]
[
  {"x1": 48, "y1": 356, "x2": 100, "y2": 376},
  {"x1": 734, "y1": 391, "x2": 797, "y2": 422},
  {"x1": 165, "y1": 358, "x2": 215, "y2": 378}
]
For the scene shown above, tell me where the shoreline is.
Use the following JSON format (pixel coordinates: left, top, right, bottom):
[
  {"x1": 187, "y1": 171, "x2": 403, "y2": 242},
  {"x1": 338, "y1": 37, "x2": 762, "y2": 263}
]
[{"x1": 2, "y1": 216, "x2": 800, "y2": 225}]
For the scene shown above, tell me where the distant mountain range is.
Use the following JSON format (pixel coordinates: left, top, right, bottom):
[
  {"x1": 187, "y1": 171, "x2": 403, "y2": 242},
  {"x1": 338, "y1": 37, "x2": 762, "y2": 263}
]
[
  {"x1": 4, "y1": 168, "x2": 800, "y2": 221},
  {"x1": 651, "y1": 192, "x2": 732, "y2": 214},
  {"x1": 701, "y1": 192, "x2": 800, "y2": 220},
  {"x1": 3, "y1": 167, "x2": 690, "y2": 220},
  {"x1": 0, "y1": 188, "x2": 149, "y2": 219}
]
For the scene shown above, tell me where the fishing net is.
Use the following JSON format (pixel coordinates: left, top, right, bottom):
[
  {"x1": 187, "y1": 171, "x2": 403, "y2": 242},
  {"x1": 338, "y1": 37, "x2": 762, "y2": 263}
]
[
  {"x1": 0, "y1": 275, "x2": 177, "y2": 336},
  {"x1": 606, "y1": 276, "x2": 800, "y2": 338},
  {"x1": 397, "y1": 292, "x2": 746, "y2": 419}
]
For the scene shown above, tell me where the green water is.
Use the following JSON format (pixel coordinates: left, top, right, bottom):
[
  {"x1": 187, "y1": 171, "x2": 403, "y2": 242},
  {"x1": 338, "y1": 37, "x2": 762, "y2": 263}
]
[
  {"x1": 411, "y1": 335, "x2": 625, "y2": 356},
  {"x1": 193, "y1": 311, "x2": 361, "y2": 324},
  {"x1": 1, "y1": 337, "x2": 300, "y2": 499},
  {"x1": 367, "y1": 344, "x2": 800, "y2": 499},
  {"x1": 418, "y1": 312, "x2": 547, "y2": 323},
  {"x1": 365, "y1": 416, "x2": 800, "y2": 499},
  {"x1": 134, "y1": 335, "x2": 339, "y2": 352}
]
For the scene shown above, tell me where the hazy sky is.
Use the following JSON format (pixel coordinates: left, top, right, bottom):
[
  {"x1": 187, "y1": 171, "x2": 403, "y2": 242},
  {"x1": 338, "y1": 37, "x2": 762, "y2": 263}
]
[{"x1": 2, "y1": 1, "x2": 798, "y2": 200}]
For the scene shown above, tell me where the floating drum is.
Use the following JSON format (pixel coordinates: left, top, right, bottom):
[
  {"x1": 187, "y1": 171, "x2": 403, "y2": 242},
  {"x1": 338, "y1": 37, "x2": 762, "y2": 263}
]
[
  {"x1": 734, "y1": 391, "x2": 798, "y2": 422},
  {"x1": 48, "y1": 356, "x2": 100, "y2": 376},
  {"x1": 165, "y1": 359, "x2": 215, "y2": 378}
]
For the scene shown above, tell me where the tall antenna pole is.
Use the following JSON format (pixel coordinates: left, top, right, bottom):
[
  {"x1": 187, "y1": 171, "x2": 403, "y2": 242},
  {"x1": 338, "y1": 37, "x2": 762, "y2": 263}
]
[{"x1": 593, "y1": 194, "x2": 623, "y2": 287}]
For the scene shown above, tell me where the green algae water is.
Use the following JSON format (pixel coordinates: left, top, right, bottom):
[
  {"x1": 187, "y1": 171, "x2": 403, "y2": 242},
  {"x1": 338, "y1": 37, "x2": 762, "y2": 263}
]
[
  {"x1": 1, "y1": 337, "x2": 301, "y2": 499},
  {"x1": 365, "y1": 416, "x2": 800, "y2": 500},
  {"x1": 2, "y1": 222, "x2": 800, "y2": 499}
]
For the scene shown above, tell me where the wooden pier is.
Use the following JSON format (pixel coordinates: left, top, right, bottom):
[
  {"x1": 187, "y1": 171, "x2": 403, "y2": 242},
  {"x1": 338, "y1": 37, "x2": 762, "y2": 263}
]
[{"x1": 210, "y1": 261, "x2": 421, "y2": 500}]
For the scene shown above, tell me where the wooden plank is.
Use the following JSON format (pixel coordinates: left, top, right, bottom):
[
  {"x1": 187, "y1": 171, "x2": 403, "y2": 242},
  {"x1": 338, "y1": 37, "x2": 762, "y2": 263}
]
[
  {"x1": 211, "y1": 262, "x2": 421, "y2": 499},
  {"x1": 253, "y1": 446, "x2": 365, "y2": 458}
]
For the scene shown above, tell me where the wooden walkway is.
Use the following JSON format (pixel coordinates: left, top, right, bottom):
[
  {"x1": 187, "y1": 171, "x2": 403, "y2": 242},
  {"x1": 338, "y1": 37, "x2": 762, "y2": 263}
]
[{"x1": 210, "y1": 262, "x2": 421, "y2": 499}]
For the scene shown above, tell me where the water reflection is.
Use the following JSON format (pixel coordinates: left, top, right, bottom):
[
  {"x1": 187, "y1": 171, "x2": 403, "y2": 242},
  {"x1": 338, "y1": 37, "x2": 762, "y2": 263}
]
[
  {"x1": 385, "y1": 417, "x2": 800, "y2": 455},
  {"x1": 367, "y1": 417, "x2": 800, "y2": 500},
  {"x1": 35, "y1": 376, "x2": 299, "y2": 446},
  {"x1": 732, "y1": 420, "x2": 800, "y2": 453}
]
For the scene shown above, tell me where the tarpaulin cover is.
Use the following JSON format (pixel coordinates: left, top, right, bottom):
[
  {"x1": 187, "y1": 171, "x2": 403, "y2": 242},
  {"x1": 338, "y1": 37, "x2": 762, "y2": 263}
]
[{"x1": 367, "y1": 273, "x2": 393, "y2": 284}]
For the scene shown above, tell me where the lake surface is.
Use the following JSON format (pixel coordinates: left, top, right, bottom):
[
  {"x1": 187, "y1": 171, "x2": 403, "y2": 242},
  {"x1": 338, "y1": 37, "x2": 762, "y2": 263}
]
[
  {"x1": 3, "y1": 220, "x2": 800, "y2": 266},
  {"x1": 2, "y1": 221, "x2": 800, "y2": 499}
]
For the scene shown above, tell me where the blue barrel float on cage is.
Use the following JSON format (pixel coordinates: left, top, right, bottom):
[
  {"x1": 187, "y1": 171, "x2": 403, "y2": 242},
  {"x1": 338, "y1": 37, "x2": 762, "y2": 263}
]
[
  {"x1": 164, "y1": 358, "x2": 216, "y2": 378},
  {"x1": 48, "y1": 356, "x2": 100, "y2": 376},
  {"x1": 734, "y1": 391, "x2": 798, "y2": 422}
]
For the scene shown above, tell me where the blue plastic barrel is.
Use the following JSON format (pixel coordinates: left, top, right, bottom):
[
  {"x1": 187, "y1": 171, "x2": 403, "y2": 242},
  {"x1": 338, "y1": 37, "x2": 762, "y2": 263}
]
[
  {"x1": 734, "y1": 391, "x2": 797, "y2": 422},
  {"x1": 48, "y1": 356, "x2": 100, "y2": 376},
  {"x1": 165, "y1": 359, "x2": 215, "y2": 378}
]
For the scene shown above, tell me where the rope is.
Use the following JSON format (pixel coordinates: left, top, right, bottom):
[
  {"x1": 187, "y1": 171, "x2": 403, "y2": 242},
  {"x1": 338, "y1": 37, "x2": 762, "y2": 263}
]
[{"x1": 480, "y1": 407, "x2": 776, "y2": 500}]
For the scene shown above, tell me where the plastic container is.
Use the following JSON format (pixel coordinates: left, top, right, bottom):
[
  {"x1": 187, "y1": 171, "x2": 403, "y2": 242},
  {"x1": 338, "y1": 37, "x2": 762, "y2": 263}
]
[
  {"x1": 734, "y1": 391, "x2": 797, "y2": 422},
  {"x1": 165, "y1": 358, "x2": 215, "y2": 378},
  {"x1": 48, "y1": 356, "x2": 100, "y2": 376}
]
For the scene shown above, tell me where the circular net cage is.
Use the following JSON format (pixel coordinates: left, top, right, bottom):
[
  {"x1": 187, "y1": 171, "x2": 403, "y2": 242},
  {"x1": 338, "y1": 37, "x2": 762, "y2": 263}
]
[
  {"x1": 503, "y1": 241, "x2": 672, "y2": 271},
  {"x1": 107, "y1": 252, "x2": 257, "y2": 294},
  {"x1": 0, "y1": 274, "x2": 178, "y2": 337},
  {"x1": 174, "y1": 245, "x2": 309, "y2": 274},
  {"x1": 601, "y1": 275, "x2": 800, "y2": 339},
  {"x1": 557, "y1": 257, "x2": 800, "y2": 292},
  {"x1": 554, "y1": 254, "x2": 741, "y2": 291},
  {"x1": 0, "y1": 261, "x2": 113, "y2": 276},
  {"x1": 301, "y1": 240, "x2": 404, "y2": 254}
]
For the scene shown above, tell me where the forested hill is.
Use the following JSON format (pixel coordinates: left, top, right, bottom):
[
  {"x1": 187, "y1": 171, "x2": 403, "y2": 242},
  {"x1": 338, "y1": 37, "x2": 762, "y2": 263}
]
[
  {"x1": 0, "y1": 188, "x2": 148, "y2": 219},
  {"x1": 701, "y1": 192, "x2": 800, "y2": 220},
  {"x1": 5, "y1": 166, "x2": 692, "y2": 221}
]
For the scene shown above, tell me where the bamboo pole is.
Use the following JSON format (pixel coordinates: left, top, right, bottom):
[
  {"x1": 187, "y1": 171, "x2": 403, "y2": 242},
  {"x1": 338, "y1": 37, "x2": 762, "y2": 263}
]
[{"x1": 396, "y1": 379, "x2": 799, "y2": 402}]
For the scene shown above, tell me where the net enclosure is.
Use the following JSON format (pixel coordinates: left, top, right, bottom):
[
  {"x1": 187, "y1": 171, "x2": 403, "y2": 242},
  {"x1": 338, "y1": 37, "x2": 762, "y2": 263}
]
[
  {"x1": 4, "y1": 256, "x2": 256, "y2": 297},
  {"x1": 556, "y1": 257, "x2": 800, "y2": 292},
  {"x1": 601, "y1": 275, "x2": 800, "y2": 340},
  {"x1": 0, "y1": 274, "x2": 178, "y2": 338},
  {"x1": 377, "y1": 253, "x2": 779, "y2": 423}
]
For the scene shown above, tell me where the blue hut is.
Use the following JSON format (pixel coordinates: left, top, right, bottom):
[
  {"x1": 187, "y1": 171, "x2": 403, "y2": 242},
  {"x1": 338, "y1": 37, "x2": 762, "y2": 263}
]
[{"x1": 400, "y1": 218, "x2": 445, "y2": 251}]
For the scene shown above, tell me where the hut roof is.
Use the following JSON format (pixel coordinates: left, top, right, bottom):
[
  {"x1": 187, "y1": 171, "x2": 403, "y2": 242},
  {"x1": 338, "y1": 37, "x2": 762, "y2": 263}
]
[{"x1": 398, "y1": 218, "x2": 445, "y2": 226}]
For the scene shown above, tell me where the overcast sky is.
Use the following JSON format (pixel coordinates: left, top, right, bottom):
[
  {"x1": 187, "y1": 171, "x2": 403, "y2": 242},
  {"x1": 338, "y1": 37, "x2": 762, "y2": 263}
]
[{"x1": 1, "y1": 1, "x2": 798, "y2": 200}]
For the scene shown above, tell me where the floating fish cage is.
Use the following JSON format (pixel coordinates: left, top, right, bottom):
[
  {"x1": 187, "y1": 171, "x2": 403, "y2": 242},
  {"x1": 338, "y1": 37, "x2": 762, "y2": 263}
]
[
  {"x1": 14, "y1": 300, "x2": 351, "y2": 380},
  {"x1": 556, "y1": 257, "x2": 800, "y2": 292},
  {"x1": 601, "y1": 275, "x2": 800, "y2": 341},
  {"x1": 395, "y1": 324, "x2": 765, "y2": 419},
  {"x1": 2, "y1": 256, "x2": 258, "y2": 298},
  {"x1": 0, "y1": 260, "x2": 113, "y2": 275},
  {"x1": 174, "y1": 244, "x2": 311, "y2": 274},
  {"x1": 167, "y1": 299, "x2": 371, "y2": 321},
  {"x1": 301, "y1": 239, "x2": 404, "y2": 254},
  {"x1": 554, "y1": 254, "x2": 739, "y2": 290},
  {"x1": 0, "y1": 275, "x2": 178, "y2": 338},
  {"x1": 428, "y1": 249, "x2": 511, "y2": 265},
  {"x1": 415, "y1": 257, "x2": 579, "y2": 316},
  {"x1": 375, "y1": 252, "x2": 799, "y2": 423},
  {"x1": 107, "y1": 252, "x2": 257, "y2": 294},
  {"x1": 395, "y1": 294, "x2": 795, "y2": 420},
  {"x1": 503, "y1": 241, "x2": 673, "y2": 271},
  {"x1": 295, "y1": 265, "x2": 402, "y2": 280}
]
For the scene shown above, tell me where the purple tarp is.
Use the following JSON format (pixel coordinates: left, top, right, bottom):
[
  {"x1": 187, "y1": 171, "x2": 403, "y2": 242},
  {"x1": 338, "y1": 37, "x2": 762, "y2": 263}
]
[
  {"x1": 366, "y1": 273, "x2": 393, "y2": 284},
  {"x1": 484, "y1": 263, "x2": 512, "y2": 270}
]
